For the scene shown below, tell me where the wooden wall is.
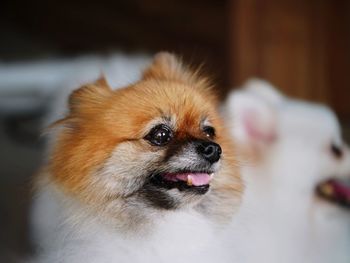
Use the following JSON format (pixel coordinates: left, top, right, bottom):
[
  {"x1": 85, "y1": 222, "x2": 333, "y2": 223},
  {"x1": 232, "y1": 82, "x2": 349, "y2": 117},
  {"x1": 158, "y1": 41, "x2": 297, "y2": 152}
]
[{"x1": 229, "y1": 0, "x2": 350, "y2": 119}]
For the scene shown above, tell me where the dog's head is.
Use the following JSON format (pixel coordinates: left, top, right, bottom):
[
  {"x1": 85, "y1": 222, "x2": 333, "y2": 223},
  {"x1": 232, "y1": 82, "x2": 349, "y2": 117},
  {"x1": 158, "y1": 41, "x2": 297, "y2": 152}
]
[
  {"x1": 224, "y1": 79, "x2": 350, "y2": 209},
  {"x1": 48, "y1": 53, "x2": 242, "y2": 226}
]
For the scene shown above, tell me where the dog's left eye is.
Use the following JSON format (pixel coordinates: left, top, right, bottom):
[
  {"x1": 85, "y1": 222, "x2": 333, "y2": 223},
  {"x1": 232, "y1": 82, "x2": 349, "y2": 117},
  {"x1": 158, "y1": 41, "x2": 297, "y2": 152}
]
[
  {"x1": 145, "y1": 124, "x2": 173, "y2": 146},
  {"x1": 203, "y1": 126, "x2": 216, "y2": 139}
]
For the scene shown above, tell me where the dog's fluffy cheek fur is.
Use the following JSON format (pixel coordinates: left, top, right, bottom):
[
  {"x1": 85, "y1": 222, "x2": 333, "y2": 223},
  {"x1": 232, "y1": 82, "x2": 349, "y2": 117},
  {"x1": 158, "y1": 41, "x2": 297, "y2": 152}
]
[
  {"x1": 87, "y1": 140, "x2": 212, "y2": 223},
  {"x1": 93, "y1": 141, "x2": 163, "y2": 198}
]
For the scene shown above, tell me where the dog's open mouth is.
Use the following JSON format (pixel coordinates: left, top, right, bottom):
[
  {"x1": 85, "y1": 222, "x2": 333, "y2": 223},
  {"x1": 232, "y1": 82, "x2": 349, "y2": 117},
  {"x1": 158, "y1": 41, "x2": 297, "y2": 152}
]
[
  {"x1": 316, "y1": 178, "x2": 350, "y2": 209},
  {"x1": 150, "y1": 171, "x2": 214, "y2": 194}
]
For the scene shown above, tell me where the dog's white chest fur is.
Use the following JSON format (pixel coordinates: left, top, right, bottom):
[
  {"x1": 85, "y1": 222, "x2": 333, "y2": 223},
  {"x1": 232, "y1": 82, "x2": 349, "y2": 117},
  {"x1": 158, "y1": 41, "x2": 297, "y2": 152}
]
[{"x1": 30, "y1": 183, "x2": 229, "y2": 263}]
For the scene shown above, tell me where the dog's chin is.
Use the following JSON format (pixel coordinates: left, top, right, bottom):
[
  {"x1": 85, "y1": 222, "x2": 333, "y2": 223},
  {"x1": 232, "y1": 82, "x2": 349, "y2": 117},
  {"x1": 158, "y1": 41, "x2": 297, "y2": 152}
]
[
  {"x1": 138, "y1": 170, "x2": 215, "y2": 210},
  {"x1": 316, "y1": 178, "x2": 350, "y2": 209}
]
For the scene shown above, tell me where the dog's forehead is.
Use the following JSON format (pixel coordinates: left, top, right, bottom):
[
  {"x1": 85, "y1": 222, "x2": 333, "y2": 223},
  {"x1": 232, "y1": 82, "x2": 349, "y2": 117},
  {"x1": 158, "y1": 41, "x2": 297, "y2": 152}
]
[
  {"x1": 134, "y1": 82, "x2": 215, "y2": 122},
  {"x1": 280, "y1": 100, "x2": 341, "y2": 142},
  {"x1": 105, "y1": 80, "x2": 218, "y2": 140}
]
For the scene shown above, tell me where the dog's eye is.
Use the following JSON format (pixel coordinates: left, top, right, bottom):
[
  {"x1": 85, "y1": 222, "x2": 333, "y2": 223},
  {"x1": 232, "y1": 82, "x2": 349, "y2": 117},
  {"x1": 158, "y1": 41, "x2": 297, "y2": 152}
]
[
  {"x1": 145, "y1": 124, "x2": 173, "y2": 146},
  {"x1": 203, "y1": 126, "x2": 216, "y2": 139},
  {"x1": 330, "y1": 143, "x2": 343, "y2": 159}
]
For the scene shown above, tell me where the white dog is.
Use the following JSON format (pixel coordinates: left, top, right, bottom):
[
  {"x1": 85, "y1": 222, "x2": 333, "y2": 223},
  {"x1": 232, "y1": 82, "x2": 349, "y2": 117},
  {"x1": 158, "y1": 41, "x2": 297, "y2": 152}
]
[{"x1": 223, "y1": 79, "x2": 350, "y2": 263}]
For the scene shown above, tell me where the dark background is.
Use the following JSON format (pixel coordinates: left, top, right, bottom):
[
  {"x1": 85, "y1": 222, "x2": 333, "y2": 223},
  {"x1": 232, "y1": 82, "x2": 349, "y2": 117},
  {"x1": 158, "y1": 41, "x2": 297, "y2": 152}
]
[{"x1": 0, "y1": 0, "x2": 349, "y2": 261}]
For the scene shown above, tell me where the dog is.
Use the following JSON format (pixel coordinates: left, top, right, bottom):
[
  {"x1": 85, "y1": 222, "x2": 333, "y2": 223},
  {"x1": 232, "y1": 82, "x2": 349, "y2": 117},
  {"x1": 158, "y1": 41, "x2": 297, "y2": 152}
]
[
  {"x1": 223, "y1": 79, "x2": 350, "y2": 263},
  {"x1": 29, "y1": 52, "x2": 242, "y2": 263}
]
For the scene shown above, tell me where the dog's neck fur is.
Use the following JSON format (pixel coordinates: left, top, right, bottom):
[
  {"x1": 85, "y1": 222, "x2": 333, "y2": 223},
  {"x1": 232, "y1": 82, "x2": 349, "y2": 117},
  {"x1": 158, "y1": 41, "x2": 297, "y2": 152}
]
[{"x1": 31, "y1": 174, "x2": 232, "y2": 263}]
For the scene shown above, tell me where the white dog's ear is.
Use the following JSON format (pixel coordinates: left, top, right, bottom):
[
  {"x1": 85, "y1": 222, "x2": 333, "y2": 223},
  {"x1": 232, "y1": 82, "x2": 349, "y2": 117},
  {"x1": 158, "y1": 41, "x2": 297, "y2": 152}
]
[
  {"x1": 243, "y1": 78, "x2": 284, "y2": 107},
  {"x1": 225, "y1": 90, "x2": 278, "y2": 148}
]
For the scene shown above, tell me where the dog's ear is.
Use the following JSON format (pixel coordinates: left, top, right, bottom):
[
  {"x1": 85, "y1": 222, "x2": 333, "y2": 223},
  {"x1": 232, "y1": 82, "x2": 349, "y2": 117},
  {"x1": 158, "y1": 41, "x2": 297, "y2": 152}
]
[
  {"x1": 243, "y1": 78, "x2": 284, "y2": 106},
  {"x1": 47, "y1": 76, "x2": 112, "y2": 131},
  {"x1": 142, "y1": 52, "x2": 188, "y2": 81},
  {"x1": 142, "y1": 52, "x2": 208, "y2": 88},
  {"x1": 225, "y1": 89, "x2": 278, "y2": 150},
  {"x1": 68, "y1": 76, "x2": 112, "y2": 114}
]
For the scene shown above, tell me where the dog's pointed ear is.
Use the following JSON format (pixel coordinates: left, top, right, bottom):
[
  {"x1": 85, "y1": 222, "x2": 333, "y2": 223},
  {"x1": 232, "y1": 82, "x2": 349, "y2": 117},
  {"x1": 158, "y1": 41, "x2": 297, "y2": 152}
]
[
  {"x1": 142, "y1": 52, "x2": 207, "y2": 87},
  {"x1": 68, "y1": 76, "x2": 112, "y2": 114},
  {"x1": 225, "y1": 89, "x2": 278, "y2": 150},
  {"x1": 142, "y1": 52, "x2": 186, "y2": 81},
  {"x1": 243, "y1": 78, "x2": 284, "y2": 106}
]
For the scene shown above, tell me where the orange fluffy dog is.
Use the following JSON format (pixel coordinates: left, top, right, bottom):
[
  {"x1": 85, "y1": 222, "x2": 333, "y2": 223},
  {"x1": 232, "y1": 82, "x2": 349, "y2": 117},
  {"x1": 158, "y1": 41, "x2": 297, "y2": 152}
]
[{"x1": 29, "y1": 52, "x2": 242, "y2": 263}]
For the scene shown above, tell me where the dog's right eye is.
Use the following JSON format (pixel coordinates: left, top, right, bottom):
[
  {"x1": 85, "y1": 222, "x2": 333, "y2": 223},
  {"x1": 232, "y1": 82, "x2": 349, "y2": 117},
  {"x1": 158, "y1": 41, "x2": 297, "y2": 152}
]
[
  {"x1": 330, "y1": 143, "x2": 343, "y2": 159},
  {"x1": 145, "y1": 124, "x2": 173, "y2": 146}
]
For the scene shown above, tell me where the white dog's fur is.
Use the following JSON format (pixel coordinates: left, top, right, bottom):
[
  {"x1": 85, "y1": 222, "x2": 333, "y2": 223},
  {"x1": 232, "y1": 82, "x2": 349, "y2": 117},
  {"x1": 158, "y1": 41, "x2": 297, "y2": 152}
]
[{"x1": 223, "y1": 79, "x2": 350, "y2": 263}]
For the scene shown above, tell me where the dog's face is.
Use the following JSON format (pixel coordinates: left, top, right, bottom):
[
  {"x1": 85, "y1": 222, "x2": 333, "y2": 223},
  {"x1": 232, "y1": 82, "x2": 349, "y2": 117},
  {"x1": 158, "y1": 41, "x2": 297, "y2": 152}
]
[
  {"x1": 90, "y1": 80, "x2": 224, "y2": 210},
  {"x1": 286, "y1": 104, "x2": 350, "y2": 209},
  {"x1": 225, "y1": 79, "x2": 350, "y2": 209},
  {"x1": 49, "y1": 53, "x2": 241, "y2": 224}
]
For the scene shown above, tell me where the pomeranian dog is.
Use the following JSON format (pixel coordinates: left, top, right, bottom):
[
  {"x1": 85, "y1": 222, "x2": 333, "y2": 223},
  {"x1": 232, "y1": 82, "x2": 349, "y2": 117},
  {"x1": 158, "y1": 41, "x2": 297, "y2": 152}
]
[
  {"x1": 223, "y1": 79, "x2": 350, "y2": 263},
  {"x1": 29, "y1": 52, "x2": 242, "y2": 263}
]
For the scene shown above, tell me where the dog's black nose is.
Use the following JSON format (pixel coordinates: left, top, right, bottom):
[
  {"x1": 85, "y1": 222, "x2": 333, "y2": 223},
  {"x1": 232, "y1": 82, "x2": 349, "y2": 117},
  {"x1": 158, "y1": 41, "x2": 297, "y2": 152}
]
[{"x1": 196, "y1": 141, "x2": 222, "y2": 163}]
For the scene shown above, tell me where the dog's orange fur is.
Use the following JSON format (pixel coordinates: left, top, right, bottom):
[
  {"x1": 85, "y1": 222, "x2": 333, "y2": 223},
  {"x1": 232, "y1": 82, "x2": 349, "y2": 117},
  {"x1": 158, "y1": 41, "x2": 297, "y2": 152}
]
[{"x1": 47, "y1": 53, "x2": 242, "y2": 219}]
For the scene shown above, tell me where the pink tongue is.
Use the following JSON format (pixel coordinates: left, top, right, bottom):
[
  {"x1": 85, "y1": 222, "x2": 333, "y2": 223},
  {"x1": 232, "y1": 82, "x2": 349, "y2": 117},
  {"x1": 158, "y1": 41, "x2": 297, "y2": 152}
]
[
  {"x1": 329, "y1": 179, "x2": 350, "y2": 200},
  {"x1": 164, "y1": 173, "x2": 211, "y2": 186}
]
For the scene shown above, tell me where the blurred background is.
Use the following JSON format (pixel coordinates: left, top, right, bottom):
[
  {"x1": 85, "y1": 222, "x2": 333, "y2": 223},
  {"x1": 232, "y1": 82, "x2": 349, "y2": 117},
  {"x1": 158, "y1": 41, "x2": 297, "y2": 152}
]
[{"x1": 0, "y1": 0, "x2": 349, "y2": 261}]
